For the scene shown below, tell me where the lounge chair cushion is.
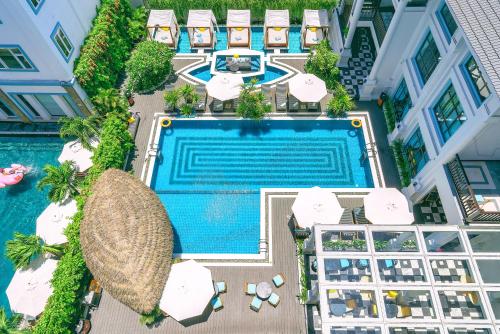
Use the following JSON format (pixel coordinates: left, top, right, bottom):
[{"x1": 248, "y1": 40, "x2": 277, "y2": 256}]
[
  {"x1": 268, "y1": 292, "x2": 280, "y2": 306},
  {"x1": 357, "y1": 259, "x2": 369, "y2": 269},
  {"x1": 216, "y1": 281, "x2": 226, "y2": 293},
  {"x1": 339, "y1": 259, "x2": 350, "y2": 270},
  {"x1": 384, "y1": 259, "x2": 394, "y2": 269},
  {"x1": 211, "y1": 296, "x2": 223, "y2": 310},
  {"x1": 250, "y1": 296, "x2": 262, "y2": 311},
  {"x1": 246, "y1": 283, "x2": 256, "y2": 295},
  {"x1": 272, "y1": 274, "x2": 284, "y2": 287}
]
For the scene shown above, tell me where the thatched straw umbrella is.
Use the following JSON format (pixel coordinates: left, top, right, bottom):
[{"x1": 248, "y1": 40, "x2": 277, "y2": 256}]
[{"x1": 80, "y1": 169, "x2": 173, "y2": 313}]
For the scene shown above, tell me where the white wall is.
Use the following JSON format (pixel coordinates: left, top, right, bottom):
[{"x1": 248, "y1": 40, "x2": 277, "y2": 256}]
[{"x1": 459, "y1": 117, "x2": 500, "y2": 160}]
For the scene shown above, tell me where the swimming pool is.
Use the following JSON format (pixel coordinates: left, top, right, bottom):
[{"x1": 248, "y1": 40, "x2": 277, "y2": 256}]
[
  {"x1": 150, "y1": 120, "x2": 374, "y2": 256},
  {"x1": 0, "y1": 136, "x2": 63, "y2": 313},
  {"x1": 177, "y1": 26, "x2": 304, "y2": 54},
  {"x1": 188, "y1": 64, "x2": 288, "y2": 85}
]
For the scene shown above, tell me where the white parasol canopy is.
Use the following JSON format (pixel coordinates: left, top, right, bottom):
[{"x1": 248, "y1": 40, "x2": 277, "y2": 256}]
[
  {"x1": 303, "y1": 9, "x2": 329, "y2": 27},
  {"x1": 206, "y1": 74, "x2": 243, "y2": 101},
  {"x1": 6, "y1": 258, "x2": 58, "y2": 318},
  {"x1": 227, "y1": 10, "x2": 250, "y2": 27},
  {"x1": 36, "y1": 199, "x2": 77, "y2": 245},
  {"x1": 159, "y1": 260, "x2": 215, "y2": 321},
  {"x1": 187, "y1": 10, "x2": 217, "y2": 28},
  {"x1": 292, "y1": 187, "x2": 344, "y2": 228},
  {"x1": 58, "y1": 139, "x2": 97, "y2": 172},
  {"x1": 288, "y1": 73, "x2": 327, "y2": 102},
  {"x1": 364, "y1": 188, "x2": 415, "y2": 225},
  {"x1": 265, "y1": 10, "x2": 290, "y2": 28}
]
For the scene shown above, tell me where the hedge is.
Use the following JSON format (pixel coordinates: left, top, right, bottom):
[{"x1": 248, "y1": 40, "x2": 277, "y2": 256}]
[
  {"x1": 74, "y1": 0, "x2": 144, "y2": 97},
  {"x1": 391, "y1": 140, "x2": 411, "y2": 188},
  {"x1": 383, "y1": 98, "x2": 396, "y2": 133},
  {"x1": 145, "y1": 0, "x2": 338, "y2": 24},
  {"x1": 33, "y1": 113, "x2": 134, "y2": 334}
]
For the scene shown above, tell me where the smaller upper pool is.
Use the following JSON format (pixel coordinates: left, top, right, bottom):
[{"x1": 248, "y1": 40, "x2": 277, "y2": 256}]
[{"x1": 188, "y1": 64, "x2": 288, "y2": 85}]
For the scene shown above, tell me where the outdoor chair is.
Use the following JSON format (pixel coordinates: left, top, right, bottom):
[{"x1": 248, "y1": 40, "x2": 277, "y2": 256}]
[
  {"x1": 383, "y1": 259, "x2": 396, "y2": 269},
  {"x1": 307, "y1": 102, "x2": 319, "y2": 112},
  {"x1": 275, "y1": 83, "x2": 288, "y2": 112},
  {"x1": 250, "y1": 296, "x2": 262, "y2": 312},
  {"x1": 245, "y1": 282, "x2": 257, "y2": 295},
  {"x1": 272, "y1": 273, "x2": 285, "y2": 288},
  {"x1": 211, "y1": 295, "x2": 223, "y2": 311},
  {"x1": 353, "y1": 207, "x2": 369, "y2": 224},
  {"x1": 195, "y1": 85, "x2": 207, "y2": 112},
  {"x1": 397, "y1": 305, "x2": 411, "y2": 318},
  {"x1": 261, "y1": 84, "x2": 273, "y2": 106},
  {"x1": 288, "y1": 95, "x2": 299, "y2": 112},
  {"x1": 356, "y1": 259, "x2": 369, "y2": 270},
  {"x1": 215, "y1": 281, "x2": 227, "y2": 294},
  {"x1": 339, "y1": 259, "x2": 351, "y2": 270},
  {"x1": 213, "y1": 99, "x2": 224, "y2": 112},
  {"x1": 268, "y1": 292, "x2": 280, "y2": 307},
  {"x1": 340, "y1": 208, "x2": 354, "y2": 224}
]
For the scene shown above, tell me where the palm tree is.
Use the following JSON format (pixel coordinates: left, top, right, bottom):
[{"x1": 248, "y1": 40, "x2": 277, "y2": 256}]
[
  {"x1": 179, "y1": 84, "x2": 199, "y2": 105},
  {"x1": 37, "y1": 161, "x2": 79, "y2": 203},
  {"x1": 0, "y1": 307, "x2": 30, "y2": 334},
  {"x1": 139, "y1": 306, "x2": 164, "y2": 327},
  {"x1": 59, "y1": 116, "x2": 99, "y2": 150},
  {"x1": 164, "y1": 89, "x2": 181, "y2": 112},
  {"x1": 91, "y1": 88, "x2": 128, "y2": 116},
  {"x1": 5, "y1": 233, "x2": 65, "y2": 270}
]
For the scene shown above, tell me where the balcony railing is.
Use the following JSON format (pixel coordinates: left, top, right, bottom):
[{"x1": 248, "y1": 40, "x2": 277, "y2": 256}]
[{"x1": 446, "y1": 155, "x2": 500, "y2": 224}]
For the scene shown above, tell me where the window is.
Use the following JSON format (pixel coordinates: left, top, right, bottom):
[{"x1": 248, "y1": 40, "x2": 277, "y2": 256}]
[
  {"x1": 34, "y1": 94, "x2": 66, "y2": 118},
  {"x1": 467, "y1": 231, "x2": 500, "y2": 253},
  {"x1": 462, "y1": 56, "x2": 491, "y2": 106},
  {"x1": 432, "y1": 84, "x2": 466, "y2": 142},
  {"x1": 437, "y1": 3, "x2": 457, "y2": 42},
  {"x1": 16, "y1": 95, "x2": 42, "y2": 118},
  {"x1": 404, "y1": 129, "x2": 429, "y2": 177},
  {"x1": 26, "y1": 0, "x2": 45, "y2": 13},
  {"x1": 0, "y1": 99, "x2": 16, "y2": 118},
  {"x1": 414, "y1": 32, "x2": 440, "y2": 85},
  {"x1": 51, "y1": 24, "x2": 74, "y2": 61},
  {"x1": 393, "y1": 79, "x2": 412, "y2": 121},
  {"x1": 0, "y1": 47, "x2": 35, "y2": 70}
]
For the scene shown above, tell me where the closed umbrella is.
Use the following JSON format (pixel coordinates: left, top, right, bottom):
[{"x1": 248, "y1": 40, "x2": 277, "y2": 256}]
[
  {"x1": 6, "y1": 258, "x2": 58, "y2": 318},
  {"x1": 36, "y1": 199, "x2": 77, "y2": 245},
  {"x1": 206, "y1": 74, "x2": 243, "y2": 101},
  {"x1": 288, "y1": 73, "x2": 327, "y2": 102},
  {"x1": 292, "y1": 187, "x2": 344, "y2": 228},
  {"x1": 58, "y1": 139, "x2": 97, "y2": 172},
  {"x1": 159, "y1": 260, "x2": 215, "y2": 321},
  {"x1": 364, "y1": 188, "x2": 414, "y2": 225}
]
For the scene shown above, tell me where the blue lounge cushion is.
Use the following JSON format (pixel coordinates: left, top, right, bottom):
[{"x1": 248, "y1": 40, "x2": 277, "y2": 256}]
[
  {"x1": 211, "y1": 296, "x2": 223, "y2": 310},
  {"x1": 339, "y1": 259, "x2": 350, "y2": 269},
  {"x1": 268, "y1": 292, "x2": 280, "y2": 306},
  {"x1": 475, "y1": 194, "x2": 485, "y2": 204},
  {"x1": 250, "y1": 296, "x2": 262, "y2": 310},
  {"x1": 247, "y1": 283, "x2": 256, "y2": 295},
  {"x1": 273, "y1": 274, "x2": 284, "y2": 287},
  {"x1": 357, "y1": 259, "x2": 369, "y2": 268},
  {"x1": 216, "y1": 281, "x2": 226, "y2": 293},
  {"x1": 384, "y1": 259, "x2": 394, "y2": 269}
]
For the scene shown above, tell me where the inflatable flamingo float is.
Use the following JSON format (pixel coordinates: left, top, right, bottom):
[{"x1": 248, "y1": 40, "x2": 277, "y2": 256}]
[{"x1": 0, "y1": 164, "x2": 28, "y2": 188}]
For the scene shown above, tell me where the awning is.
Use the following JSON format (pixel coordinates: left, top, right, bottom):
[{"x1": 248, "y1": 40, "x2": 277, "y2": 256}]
[
  {"x1": 288, "y1": 73, "x2": 327, "y2": 102},
  {"x1": 304, "y1": 9, "x2": 329, "y2": 27},
  {"x1": 265, "y1": 9, "x2": 290, "y2": 28},
  {"x1": 58, "y1": 139, "x2": 97, "y2": 173},
  {"x1": 36, "y1": 199, "x2": 77, "y2": 245},
  {"x1": 292, "y1": 187, "x2": 344, "y2": 228},
  {"x1": 364, "y1": 188, "x2": 415, "y2": 225},
  {"x1": 206, "y1": 74, "x2": 243, "y2": 101},
  {"x1": 159, "y1": 260, "x2": 215, "y2": 321},
  {"x1": 147, "y1": 9, "x2": 175, "y2": 27},
  {"x1": 187, "y1": 9, "x2": 216, "y2": 28},
  {"x1": 227, "y1": 9, "x2": 251, "y2": 28}
]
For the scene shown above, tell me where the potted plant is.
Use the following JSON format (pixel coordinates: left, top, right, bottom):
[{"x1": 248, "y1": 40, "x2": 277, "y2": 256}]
[
  {"x1": 164, "y1": 89, "x2": 181, "y2": 113},
  {"x1": 327, "y1": 85, "x2": 355, "y2": 118}
]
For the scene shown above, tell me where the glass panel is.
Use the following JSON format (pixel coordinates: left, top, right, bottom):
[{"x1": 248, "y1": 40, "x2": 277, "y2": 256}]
[
  {"x1": 467, "y1": 231, "x2": 500, "y2": 253},
  {"x1": 29, "y1": 0, "x2": 41, "y2": 7},
  {"x1": 465, "y1": 56, "x2": 490, "y2": 104},
  {"x1": 486, "y1": 291, "x2": 500, "y2": 320},
  {"x1": 34, "y1": 94, "x2": 66, "y2": 117},
  {"x1": 414, "y1": 32, "x2": 440, "y2": 84},
  {"x1": 378, "y1": 258, "x2": 427, "y2": 282},
  {"x1": 476, "y1": 260, "x2": 500, "y2": 284},
  {"x1": 430, "y1": 259, "x2": 474, "y2": 283},
  {"x1": 438, "y1": 290, "x2": 485, "y2": 320},
  {"x1": 382, "y1": 290, "x2": 436, "y2": 319},
  {"x1": 0, "y1": 48, "x2": 22, "y2": 69},
  {"x1": 372, "y1": 231, "x2": 419, "y2": 252},
  {"x1": 439, "y1": 4, "x2": 457, "y2": 39},
  {"x1": 322, "y1": 231, "x2": 367, "y2": 252},
  {"x1": 404, "y1": 128, "x2": 428, "y2": 177},
  {"x1": 326, "y1": 289, "x2": 377, "y2": 319},
  {"x1": 17, "y1": 95, "x2": 41, "y2": 117},
  {"x1": 393, "y1": 79, "x2": 412, "y2": 121},
  {"x1": 423, "y1": 231, "x2": 464, "y2": 252},
  {"x1": 0, "y1": 98, "x2": 16, "y2": 117},
  {"x1": 389, "y1": 327, "x2": 440, "y2": 334},
  {"x1": 324, "y1": 258, "x2": 372, "y2": 282},
  {"x1": 331, "y1": 327, "x2": 382, "y2": 334},
  {"x1": 432, "y1": 85, "x2": 466, "y2": 142},
  {"x1": 448, "y1": 329, "x2": 491, "y2": 334}
]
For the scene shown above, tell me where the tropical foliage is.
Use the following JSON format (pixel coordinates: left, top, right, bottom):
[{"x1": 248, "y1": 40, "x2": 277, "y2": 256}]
[
  {"x1": 383, "y1": 97, "x2": 397, "y2": 133},
  {"x1": 304, "y1": 40, "x2": 340, "y2": 90},
  {"x1": 37, "y1": 162, "x2": 79, "y2": 204},
  {"x1": 74, "y1": 0, "x2": 146, "y2": 97},
  {"x1": 326, "y1": 85, "x2": 355, "y2": 117},
  {"x1": 91, "y1": 88, "x2": 129, "y2": 117},
  {"x1": 164, "y1": 85, "x2": 200, "y2": 116},
  {"x1": 296, "y1": 240, "x2": 308, "y2": 303},
  {"x1": 391, "y1": 139, "x2": 411, "y2": 187},
  {"x1": 0, "y1": 308, "x2": 29, "y2": 334},
  {"x1": 236, "y1": 79, "x2": 271, "y2": 120},
  {"x1": 126, "y1": 41, "x2": 174, "y2": 93},
  {"x1": 58, "y1": 116, "x2": 99, "y2": 150},
  {"x1": 5, "y1": 233, "x2": 65, "y2": 270},
  {"x1": 146, "y1": 0, "x2": 338, "y2": 24},
  {"x1": 139, "y1": 306, "x2": 165, "y2": 327}
]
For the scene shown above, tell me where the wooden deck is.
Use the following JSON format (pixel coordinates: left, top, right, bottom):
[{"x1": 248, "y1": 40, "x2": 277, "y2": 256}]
[{"x1": 89, "y1": 196, "x2": 306, "y2": 334}]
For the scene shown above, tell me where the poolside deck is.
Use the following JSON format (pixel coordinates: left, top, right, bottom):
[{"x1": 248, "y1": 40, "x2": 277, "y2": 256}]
[{"x1": 89, "y1": 195, "x2": 306, "y2": 334}]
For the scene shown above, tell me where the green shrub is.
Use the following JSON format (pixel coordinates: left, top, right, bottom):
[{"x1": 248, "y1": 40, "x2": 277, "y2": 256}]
[
  {"x1": 146, "y1": 0, "x2": 338, "y2": 24},
  {"x1": 391, "y1": 140, "x2": 411, "y2": 187},
  {"x1": 236, "y1": 79, "x2": 271, "y2": 120},
  {"x1": 326, "y1": 85, "x2": 355, "y2": 117},
  {"x1": 383, "y1": 97, "x2": 396, "y2": 133},
  {"x1": 304, "y1": 40, "x2": 340, "y2": 90},
  {"x1": 91, "y1": 88, "x2": 129, "y2": 117},
  {"x1": 128, "y1": 7, "x2": 148, "y2": 43},
  {"x1": 126, "y1": 41, "x2": 174, "y2": 93}
]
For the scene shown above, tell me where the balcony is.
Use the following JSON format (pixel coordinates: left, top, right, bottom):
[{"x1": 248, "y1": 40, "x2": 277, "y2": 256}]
[{"x1": 446, "y1": 155, "x2": 500, "y2": 224}]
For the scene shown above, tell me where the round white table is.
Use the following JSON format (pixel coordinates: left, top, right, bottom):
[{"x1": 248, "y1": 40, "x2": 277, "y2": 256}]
[{"x1": 256, "y1": 282, "x2": 272, "y2": 300}]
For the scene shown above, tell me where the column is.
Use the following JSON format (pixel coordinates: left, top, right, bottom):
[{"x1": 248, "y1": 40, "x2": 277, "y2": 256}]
[
  {"x1": 0, "y1": 88, "x2": 30, "y2": 123},
  {"x1": 62, "y1": 78, "x2": 92, "y2": 116},
  {"x1": 338, "y1": 0, "x2": 365, "y2": 67}
]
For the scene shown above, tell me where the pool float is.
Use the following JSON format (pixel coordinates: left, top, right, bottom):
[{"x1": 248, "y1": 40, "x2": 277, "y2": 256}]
[
  {"x1": 0, "y1": 164, "x2": 28, "y2": 188},
  {"x1": 351, "y1": 119, "x2": 362, "y2": 128},
  {"x1": 161, "y1": 118, "x2": 172, "y2": 128}
]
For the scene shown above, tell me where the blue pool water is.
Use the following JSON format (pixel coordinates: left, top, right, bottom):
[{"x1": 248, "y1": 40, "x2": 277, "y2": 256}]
[
  {"x1": 150, "y1": 120, "x2": 374, "y2": 255},
  {"x1": 189, "y1": 64, "x2": 288, "y2": 85},
  {"x1": 177, "y1": 26, "x2": 304, "y2": 53},
  {"x1": 0, "y1": 136, "x2": 63, "y2": 313}
]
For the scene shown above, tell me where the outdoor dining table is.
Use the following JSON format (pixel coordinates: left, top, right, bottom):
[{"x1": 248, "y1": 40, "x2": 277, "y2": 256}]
[
  {"x1": 329, "y1": 298, "x2": 346, "y2": 316},
  {"x1": 256, "y1": 282, "x2": 272, "y2": 300}
]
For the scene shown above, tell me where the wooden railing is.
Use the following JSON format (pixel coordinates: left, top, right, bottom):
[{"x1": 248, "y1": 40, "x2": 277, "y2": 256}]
[{"x1": 446, "y1": 155, "x2": 500, "y2": 224}]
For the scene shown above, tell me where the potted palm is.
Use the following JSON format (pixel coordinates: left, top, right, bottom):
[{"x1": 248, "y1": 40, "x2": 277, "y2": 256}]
[
  {"x1": 0, "y1": 307, "x2": 30, "y2": 333},
  {"x1": 179, "y1": 85, "x2": 200, "y2": 117},
  {"x1": 5, "y1": 233, "x2": 65, "y2": 269},
  {"x1": 164, "y1": 89, "x2": 181, "y2": 113}
]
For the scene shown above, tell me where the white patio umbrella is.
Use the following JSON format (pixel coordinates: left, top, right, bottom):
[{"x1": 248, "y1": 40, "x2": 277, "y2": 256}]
[
  {"x1": 58, "y1": 139, "x2": 97, "y2": 172},
  {"x1": 159, "y1": 260, "x2": 215, "y2": 321},
  {"x1": 6, "y1": 258, "x2": 58, "y2": 318},
  {"x1": 36, "y1": 199, "x2": 77, "y2": 245},
  {"x1": 364, "y1": 188, "x2": 414, "y2": 225},
  {"x1": 288, "y1": 73, "x2": 327, "y2": 103},
  {"x1": 292, "y1": 187, "x2": 344, "y2": 228},
  {"x1": 205, "y1": 74, "x2": 243, "y2": 101}
]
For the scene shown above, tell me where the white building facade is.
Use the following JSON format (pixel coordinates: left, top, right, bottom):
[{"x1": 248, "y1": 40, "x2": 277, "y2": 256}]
[
  {"x1": 0, "y1": 0, "x2": 99, "y2": 123},
  {"x1": 334, "y1": 0, "x2": 500, "y2": 225}
]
